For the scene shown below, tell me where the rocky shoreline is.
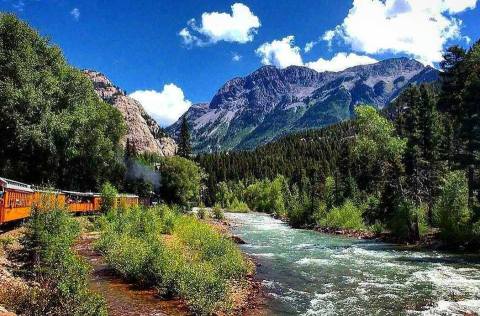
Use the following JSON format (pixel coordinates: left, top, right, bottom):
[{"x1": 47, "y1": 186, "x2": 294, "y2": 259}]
[{"x1": 209, "y1": 218, "x2": 267, "y2": 315}]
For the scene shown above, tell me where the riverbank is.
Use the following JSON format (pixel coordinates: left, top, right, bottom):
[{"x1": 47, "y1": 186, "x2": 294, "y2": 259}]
[
  {"x1": 74, "y1": 231, "x2": 189, "y2": 316},
  {"x1": 0, "y1": 227, "x2": 24, "y2": 316},
  {"x1": 207, "y1": 218, "x2": 267, "y2": 315},
  {"x1": 75, "y1": 229, "x2": 265, "y2": 316},
  {"x1": 93, "y1": 206, "x2": 265, "y2": 315}
]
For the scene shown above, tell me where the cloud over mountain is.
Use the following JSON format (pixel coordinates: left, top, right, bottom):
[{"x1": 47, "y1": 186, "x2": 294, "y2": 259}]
[
  {"x1": 256, "y1": 36, "x2": 376, "y2": 73},
  {"x1": 179, "y1": 3, "x2": 260, "y2": 47},
  {"x1": 130, "y1": 84, "x2": 192, "y2": 127},
  {"x1": 323, "y1": 0, "x2": 478, "y2": 65}
]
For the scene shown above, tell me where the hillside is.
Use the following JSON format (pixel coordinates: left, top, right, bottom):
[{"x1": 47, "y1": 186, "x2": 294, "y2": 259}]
[{"x1": 168, "y1": 58, "x2": 438, "y2": 152}]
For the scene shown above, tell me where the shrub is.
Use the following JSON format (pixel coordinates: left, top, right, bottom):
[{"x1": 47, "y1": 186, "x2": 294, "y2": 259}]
[
  {"x1": 318, "y1": 200, "x2": 366, "y2": 230},
  {"x1": 370, "y1": 221, "x2": 385, "y2": 235},
  {"x1": 244, "y1": 175, "x2": 286, "y2": 215},
  {"x1": 227, "y1": 198, "x2": 250, "y2": 213},
  {"x1": 96, "y1": 205, "x2": 250, "y2": 315},
  {"x1": 17, "y1": 206, "x2": 107, "y2": 316},
  {"x1": 212, "y1": 206, "x2": 225, "y2": 220},
  {"x1": 197, "y1": 207, "x2": 209, "y2": 219}
]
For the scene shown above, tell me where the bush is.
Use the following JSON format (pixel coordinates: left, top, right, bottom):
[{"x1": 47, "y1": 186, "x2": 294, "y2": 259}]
[
  {"x1": 197, "y1": 207, "x2": 209, "y2": 219},
  {"x1": 212, "y1": 206, "x2": 225, "y2": 220},
  {"x1": 318, "y1": 200, "x2": 366, "y2": 230},
  {"x1": 227, "y1": 198, "x2": 250, "y2": 213},
  {"x1": 433, "y1": 171, "x2": 473, "y2": 244},
  {"x1": 96, "y1": 205, "x2": 251, "y2": 315},
  {"x1": 17, "y1": 206, "x2": 107, "y2": 316}
]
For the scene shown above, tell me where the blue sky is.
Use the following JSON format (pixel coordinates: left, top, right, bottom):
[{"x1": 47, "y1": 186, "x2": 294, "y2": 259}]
[{"x1": 1, "y1": 0, "x2": 479, "y2": 126}]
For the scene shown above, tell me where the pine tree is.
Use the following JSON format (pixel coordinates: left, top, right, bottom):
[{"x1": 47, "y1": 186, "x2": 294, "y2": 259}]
[
  {"x1": 458, "y1": 42, "x2": 480, "y2": 204},
  {"x1": 178, "y1": 116, "x2": 192, "y2": 158}
]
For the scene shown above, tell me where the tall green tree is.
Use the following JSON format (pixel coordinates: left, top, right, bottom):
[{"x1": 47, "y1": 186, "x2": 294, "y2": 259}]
[
  {"x1": 157, "y1": 156, "x2": 204, "y2": 207},
  {"x1": 178, "y1": 116, "x2": 192, "y2": 158},
  {"x1": 395, "y1": 85, "x2": 443, "y2": 209},
  {"x1": 0, "y1": 14, "x2": 126, "y2": 190}
]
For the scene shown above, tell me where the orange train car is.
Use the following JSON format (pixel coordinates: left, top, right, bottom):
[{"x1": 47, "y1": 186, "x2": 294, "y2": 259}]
[
  {"x1": 0, "y1": 178, "x2": 35, "y2": 224},
  {"x1": 0, "y1": 177, "x2": 139, "y2": 225}
]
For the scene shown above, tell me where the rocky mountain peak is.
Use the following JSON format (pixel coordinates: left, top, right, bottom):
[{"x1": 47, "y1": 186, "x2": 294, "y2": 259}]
[
  {"x1": 84, "y1": 70, "x2": 177, "y2": 157},
  {"x1": 168, "y1": 58, "x2": 439, "y2": 153}
]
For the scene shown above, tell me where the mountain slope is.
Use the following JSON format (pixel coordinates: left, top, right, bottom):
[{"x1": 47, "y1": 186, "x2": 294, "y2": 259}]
[
  {"x1": 168, "y1": 58, "x2": 438, "y2": 152},
  {"x1": 84, "y1": 71, "x2": 177, "y2": 156}
]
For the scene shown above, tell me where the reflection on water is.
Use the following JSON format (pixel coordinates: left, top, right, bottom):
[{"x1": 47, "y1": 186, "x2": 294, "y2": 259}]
[{"x1": 227, "y1": 212, "x2": 480, "y2": 316}]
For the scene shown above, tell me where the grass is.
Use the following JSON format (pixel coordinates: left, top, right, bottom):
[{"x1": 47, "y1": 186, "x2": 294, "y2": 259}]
[{"x1": 95, "y1": 205, "x2": 252, "y2": 315}]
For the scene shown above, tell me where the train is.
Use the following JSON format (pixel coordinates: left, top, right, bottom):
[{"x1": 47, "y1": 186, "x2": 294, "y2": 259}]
[{"x1": 0, "y1": 177, "x2": 138, "y2": 225}]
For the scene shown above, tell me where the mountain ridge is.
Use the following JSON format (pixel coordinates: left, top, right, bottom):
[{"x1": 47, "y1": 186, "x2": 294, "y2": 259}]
[{"x1": 168, "y1": 58, "x2": 438, "y2": 152}]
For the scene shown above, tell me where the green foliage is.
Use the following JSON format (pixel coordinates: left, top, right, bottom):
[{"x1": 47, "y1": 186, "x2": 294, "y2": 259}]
[
  {"x1": 197, "y1": 207, "x2": 209, "y2": 220},
  {"x1": 17, "y1": 206, "x2": 107, "y2": 316},
  {"x1": 156, "y1": 156, "x2": 204, "y2": 206},
  {"x1": 433, "y1": 171, "x2": 472, "y2": 243},
  {"x1": 317, "y1": 200, "x2": 366, "y2": 231},
  {"x1": 100, "y1": 182, "x2": 118, "y2": 212},
  {"x1": 0, "y1": 14, "x2": 126, "y2": 191},
  {"x1": 227, "y1": 198, "x2": 250, "y2": 213},
  {"x1": 389, "y1": 199, "x2": 428, "y2": 242},
  {"x1": 244, "y1": 175, "x2": 287, "y2": 217},
  {"x1": 354, "y1": 105, "x2": 407, "y2": 161},
  {"x1": 212, "y1": 206, "x2": 225, "y2": 220},
  {"x1": 96, "y1": 205, "x2": 251, "y2": 315}
]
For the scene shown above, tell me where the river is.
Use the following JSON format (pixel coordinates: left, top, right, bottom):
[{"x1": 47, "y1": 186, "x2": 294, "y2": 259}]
[{"x1": 226, "y1": 212, "x2": 480, "y2": 316}]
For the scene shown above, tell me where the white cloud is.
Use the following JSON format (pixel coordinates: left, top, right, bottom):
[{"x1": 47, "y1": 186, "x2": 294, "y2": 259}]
[
  {"x1": 129, "y1": 84, "x2": 192, "y2": 127},
  {"x1": 256, "y1": 36, "x2": 303, "y2": 68},
  {"x1": 180, "y1": 3, "x2": 260, "y2": 46},
  {"x1": 256, "y1": 36, "x2": 377, "y2": 72},
  {"x1": 232, "y1": 52, "x2": 242, "y2": 61},
  {"x1": 306, "y1": 52, "x2": 378, "y2": 72},
  {"x1": 304, "y1": 41, "x2": 318, "y2": 53},
  {"x1": 70, "y1": 8, "x2": 80, "y2": 21},
  {"x1": 323, "y1": 0, "x2": 478, "y2": 65}
]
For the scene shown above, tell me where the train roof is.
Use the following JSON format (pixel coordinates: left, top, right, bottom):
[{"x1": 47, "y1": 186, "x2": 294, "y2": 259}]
[
  {"x1": 62, "y1": 190, "x2": 100, "y2": 197},
  {"x1": 117, "y1": 194, "x2": 139, "y2": 198},
  {"x1": 62, "y1": 191, "x2": 138, "y2": 198},
  {"x1": 0, "y1": 177, "x2": 34, "y2": 193}
]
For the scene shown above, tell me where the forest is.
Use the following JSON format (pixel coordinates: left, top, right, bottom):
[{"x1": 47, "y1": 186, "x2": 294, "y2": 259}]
[{"x1": 197, "y1": 41, "x2": 480, "y2": 247}]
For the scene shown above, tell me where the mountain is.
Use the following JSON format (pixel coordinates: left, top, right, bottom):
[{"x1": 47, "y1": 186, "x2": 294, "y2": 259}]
[
  {"x1": 167, "y1": 58, "x2": 438, "y2": 152},
  {"x1": 84, "y1": 71, "x2": 177, "y2": 156}
]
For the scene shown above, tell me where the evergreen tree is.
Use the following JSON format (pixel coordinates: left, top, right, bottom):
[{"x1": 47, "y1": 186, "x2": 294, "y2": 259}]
[{"x1": 178, "y1": 116, "x2": 192, "y2": 158}]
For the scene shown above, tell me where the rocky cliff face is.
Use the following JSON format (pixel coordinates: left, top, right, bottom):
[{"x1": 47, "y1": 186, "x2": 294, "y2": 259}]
[
  {"x1": 168, "y1": 58, "x2": 438, "y2": 152},
  {"x1": 84, "y1": 70, "x2": 177, "y2": 156}
]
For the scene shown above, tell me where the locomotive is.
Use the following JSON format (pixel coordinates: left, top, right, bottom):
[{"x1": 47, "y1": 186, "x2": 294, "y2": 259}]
[{"x1": 0, "y1": 177, "x2": 138, "y2": 225}]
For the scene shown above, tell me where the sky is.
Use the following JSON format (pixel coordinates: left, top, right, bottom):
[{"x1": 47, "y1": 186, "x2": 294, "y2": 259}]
[{"x1": 1, "y1": 0, "x2": 479, "y2": 126}]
